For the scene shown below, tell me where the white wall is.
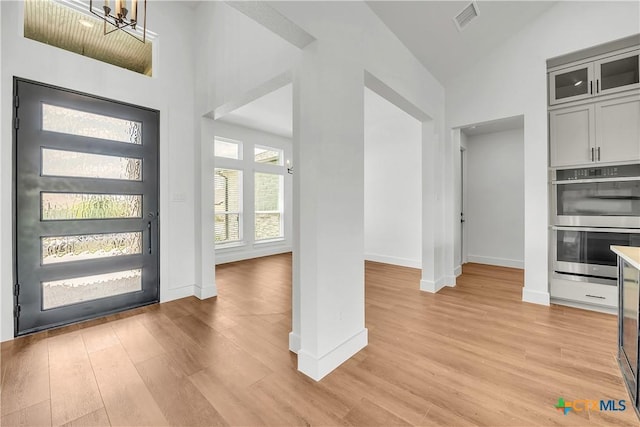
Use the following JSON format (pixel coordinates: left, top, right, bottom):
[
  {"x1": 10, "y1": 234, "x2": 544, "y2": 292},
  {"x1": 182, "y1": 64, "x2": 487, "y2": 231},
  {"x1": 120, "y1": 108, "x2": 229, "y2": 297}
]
[
  {"x1": 446, "y1": 0, "x2": 640, "y2": 305},
  {"x1": 0, "y1": 1, "x2": 198, "y2": 341},
  {"x1": 212, "y1": 121, "x2": 293, "y2": 264},
  {"x1": 465, "y1": 128, "x2": 524, "y2": 269},
  {"x1": 364, "y1": 88, "x2": 422, "y2": 269}
]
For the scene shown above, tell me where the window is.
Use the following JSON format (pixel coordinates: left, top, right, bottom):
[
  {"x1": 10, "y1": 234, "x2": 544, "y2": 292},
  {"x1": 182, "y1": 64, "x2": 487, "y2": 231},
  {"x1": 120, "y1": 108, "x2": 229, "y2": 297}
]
[
  {"x1": 215, "y1": 137, "x2": 241, "y2": 160},
  {"x1": 255, "y1": 172, "x2": 283, "y2": 241},
  {"x1": 215, "y1": 169, "x2": 242, "y2": 244},
  {"x1": 254, "y1": 145, "x2": 283, "y2": 165}
]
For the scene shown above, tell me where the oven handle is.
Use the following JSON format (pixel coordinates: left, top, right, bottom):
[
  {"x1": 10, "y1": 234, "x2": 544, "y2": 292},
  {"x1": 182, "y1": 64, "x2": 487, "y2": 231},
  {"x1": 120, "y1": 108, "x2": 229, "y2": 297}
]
[
  {"x1": 552, "y1": 226, "x2": 640, "y2": 233},
  {"x1": 552, "y1": 177, "x2": 640, "y2": 185}
]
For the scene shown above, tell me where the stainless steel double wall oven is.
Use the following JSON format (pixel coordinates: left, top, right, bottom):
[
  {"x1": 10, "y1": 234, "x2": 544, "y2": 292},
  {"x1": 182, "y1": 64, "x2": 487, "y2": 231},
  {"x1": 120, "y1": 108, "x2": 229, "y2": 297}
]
[{"x1": 552, "y1": 164, "x2": 640, "y2": 286}]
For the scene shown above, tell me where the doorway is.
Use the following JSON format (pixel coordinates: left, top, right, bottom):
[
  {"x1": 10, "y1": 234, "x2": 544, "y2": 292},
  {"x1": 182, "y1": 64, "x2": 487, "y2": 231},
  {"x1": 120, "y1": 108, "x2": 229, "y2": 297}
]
[{"x1": 14, "y1": 79, "x2": 160, "y2": 335}]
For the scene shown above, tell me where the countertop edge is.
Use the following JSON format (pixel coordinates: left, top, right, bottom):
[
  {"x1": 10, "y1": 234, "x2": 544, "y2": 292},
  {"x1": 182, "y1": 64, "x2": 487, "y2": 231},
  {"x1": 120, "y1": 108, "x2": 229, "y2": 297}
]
[{"x1": 611, "y1": 245, "x2": 640, "y2": 270}]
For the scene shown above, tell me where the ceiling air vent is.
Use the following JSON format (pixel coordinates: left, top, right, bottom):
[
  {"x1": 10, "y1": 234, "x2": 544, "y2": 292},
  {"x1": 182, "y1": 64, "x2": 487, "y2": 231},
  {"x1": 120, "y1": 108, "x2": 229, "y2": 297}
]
[{"x1": 453, "y1": 1, "x2": 480, "y2": 32}]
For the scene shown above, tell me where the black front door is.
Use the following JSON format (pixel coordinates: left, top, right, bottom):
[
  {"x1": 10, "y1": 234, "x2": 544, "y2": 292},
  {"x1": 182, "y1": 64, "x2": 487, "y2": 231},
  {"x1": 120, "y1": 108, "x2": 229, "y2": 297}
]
[{"x1": 14, "y1": 79, "x2": 159, "y2": 335}]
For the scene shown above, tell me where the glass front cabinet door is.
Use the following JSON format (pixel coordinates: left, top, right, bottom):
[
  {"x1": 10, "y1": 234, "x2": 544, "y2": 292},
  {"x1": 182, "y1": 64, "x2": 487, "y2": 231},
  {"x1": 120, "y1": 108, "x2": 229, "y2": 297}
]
[
  {"x1": 549, "y1": 63, "x2": 594, "y2": 105},
  {"x1": 595, "y1": 50, "x2": 640, "y2": 97}
]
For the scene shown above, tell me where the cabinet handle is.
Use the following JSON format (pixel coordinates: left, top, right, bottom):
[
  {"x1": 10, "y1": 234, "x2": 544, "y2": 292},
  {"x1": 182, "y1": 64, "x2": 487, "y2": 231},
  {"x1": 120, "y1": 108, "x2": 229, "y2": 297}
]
[
  {"x1": 591, "y1": 147, "x2": 595, "y2": 162},
  {"x1": 596, "y1": 80, "x2": 599, "y2": 93},
  {"x1": 590, "y1": 81, "x2": 593, "y2": 94},
  {"x1": 597, "y1": 147, "x2": 601, "y2": 161},
  {"x1": 586, "y1": 294, "x2": 606, "y2": 300}
]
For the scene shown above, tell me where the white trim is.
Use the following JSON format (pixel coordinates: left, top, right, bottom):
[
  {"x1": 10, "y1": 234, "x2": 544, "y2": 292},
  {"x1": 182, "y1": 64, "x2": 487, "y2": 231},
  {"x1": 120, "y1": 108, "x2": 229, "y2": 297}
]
[
  {"x1": 215, "y1": 241, "x2": 247, "y2": 250},
  {"x1": 288, "y1": 332, "x2": 301, "y2": 353},
  {"x1": 420, "y1": 277, "x2": 447, "y2": 293},
  {"x1": 215, "y1": 245, "x2": 292, "y2": 265},
  {"x1": 297, "y1": 328, "x2": 368, "y2": 381},
  {"x1": 550, "y1": 298, "x2": 616, "y2": 315},
  {"x1": 161, "y1": 284, "x2": 195, "y2": 303},
  {"x1": 522, "y1": 288, "x2": 551, "y2": 306},
  {"x1": 467, "y1": 255, "x2": 524, "y2": 269},
  {"x1": 364, "y1": 253, "x2": 421, "y2": 269},
  {"x1": 454, "y1": 265, "x2": 462, "y2": 277},
  {"x1": 194, "y1": 284, "x2": 217, "y2": 300},
  {"x1": 444, "y1": 275, "x2": 457, "y2": 287}
]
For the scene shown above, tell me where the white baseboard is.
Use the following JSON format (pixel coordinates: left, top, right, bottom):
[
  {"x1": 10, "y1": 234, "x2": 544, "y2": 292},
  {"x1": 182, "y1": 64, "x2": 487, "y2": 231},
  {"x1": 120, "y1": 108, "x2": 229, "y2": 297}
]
[
  {"x1": 297, "y1": 328, "x2": 368, "y2": 381},
  {"x1": 444, "y1": 275, "x2": 456, "y2": 287},
  {"x1": 215, "y1": 245, "x2": 292, "y2": 265},
  {"x1": 364, "y1": 253, "x2": 421, "y2": 269},
  {"x1": 420, "y1": 277, "x2": 446, "y2": 293},
  {"x1": 522, "y1": 288, "x2": 550, "y2": 306},
  {"x1": 289, "y1": 332, "x2": 301, "y2": 353},
  {"x1": 467, "y1": 255, "x2": 524, "y2": 269},
  {"x1": 454, "y1": 265, "x2": 462, "y2": 277},
  {"x1": 194, "y1": 284, "x2": 217, "y2": 299},
  {"x1": 160, "y1": 284, "x2": 195, "y2": 303}
]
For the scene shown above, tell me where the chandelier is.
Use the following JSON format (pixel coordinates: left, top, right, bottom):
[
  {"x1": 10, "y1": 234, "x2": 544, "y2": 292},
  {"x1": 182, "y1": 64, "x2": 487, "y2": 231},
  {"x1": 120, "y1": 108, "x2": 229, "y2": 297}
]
[{"x1": 89, "y1": 0, "x2": 147, "y2": 43}]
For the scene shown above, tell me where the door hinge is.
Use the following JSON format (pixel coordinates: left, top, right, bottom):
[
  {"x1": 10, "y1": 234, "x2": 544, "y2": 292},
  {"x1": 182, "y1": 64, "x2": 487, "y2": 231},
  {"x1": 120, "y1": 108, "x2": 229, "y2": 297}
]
[
  {"x1": 14, "y1": 117, "x2": 20, "y2": 129},
  {"x1": 14, "y1": 283, "x2": 20, "y2": 296},
  {"x1": 14, "y1": 95, "x2": 19, "y2": 108},
  {"x1": 14, "y1": 304, "x2": 21, "y2": 318}
]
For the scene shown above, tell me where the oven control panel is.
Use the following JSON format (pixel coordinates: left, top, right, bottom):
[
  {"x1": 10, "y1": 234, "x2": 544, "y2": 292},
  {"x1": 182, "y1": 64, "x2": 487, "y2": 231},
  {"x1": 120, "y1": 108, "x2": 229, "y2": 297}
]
[{"x1": 557, "y1": 164, "x2": 640, "y2": 180}]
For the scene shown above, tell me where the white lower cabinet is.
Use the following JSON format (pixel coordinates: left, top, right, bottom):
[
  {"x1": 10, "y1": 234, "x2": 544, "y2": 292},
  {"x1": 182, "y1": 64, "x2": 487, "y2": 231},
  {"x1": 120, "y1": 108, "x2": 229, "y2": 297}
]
[
  {"x1": 550, "y1": 279, "x2": 617, "y2": 309},
  {"x1": 549, "y1": 94, "x2": 640, "y2": 167}
]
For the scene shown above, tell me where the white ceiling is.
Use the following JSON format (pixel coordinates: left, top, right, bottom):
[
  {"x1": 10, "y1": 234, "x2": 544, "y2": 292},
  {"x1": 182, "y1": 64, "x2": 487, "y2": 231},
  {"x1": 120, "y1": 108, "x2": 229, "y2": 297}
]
[
  {"x1": 218, "y1": 84, "x2": 293, "y2": 138},
  {"x1": 217, "y1": 1, "x2": 559, "y2": 136},
  {"x1": 366, "y1": 1, "x2": 557, "y2": 84}
]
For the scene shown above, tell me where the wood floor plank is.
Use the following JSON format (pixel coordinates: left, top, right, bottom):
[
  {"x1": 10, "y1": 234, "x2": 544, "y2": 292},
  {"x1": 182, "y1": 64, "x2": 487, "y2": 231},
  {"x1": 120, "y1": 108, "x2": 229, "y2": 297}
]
[
  {"x1": 111, "y1": 317, "x2": 165, "y2": 364},
  {"x1": 135, "y1": 353, "x2": 227, "y2": 426},
  {"x1": 188, "y1": 369, "x2": 267, "y2": 426},
  {"x1": 80, "y1": 324, "x2": 119, "y2": 354},
  {"x1": 0, "y1": 399, "x2": 51, "y2": 427},
  {"x1": 0, "y1": 338, "x2": 50, "y2": 416},
  {"x1": 60, "y1": 408, "x2": 110, "y2": 427},
  {"x1": 343, "y1": 397, "x2": 411, "y2": 426},
  {"x1": 47, "y1": 334, "x2": 104, "y2": 426},
  {"x1": 89, "y1": 343, "x2": 168, "y2": 427}
]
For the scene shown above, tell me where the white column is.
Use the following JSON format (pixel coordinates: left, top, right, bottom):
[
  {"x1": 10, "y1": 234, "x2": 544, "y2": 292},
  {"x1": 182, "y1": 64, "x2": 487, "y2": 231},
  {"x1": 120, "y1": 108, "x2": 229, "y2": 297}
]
[
  {"x1": 195, "y1": 117, "x2": 217, "y2": 299},
  {"x1": 293, "y1": 42, "x2": 368, "y2": 381},
  {"x1": 420, "y1": 120, "x2": 442, "y2": 292}
]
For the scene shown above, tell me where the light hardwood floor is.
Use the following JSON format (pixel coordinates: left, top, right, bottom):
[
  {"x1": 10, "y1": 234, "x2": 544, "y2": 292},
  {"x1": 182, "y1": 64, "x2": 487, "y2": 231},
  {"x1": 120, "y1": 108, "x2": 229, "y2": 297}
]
[{"x1": 1, "y1": 254, "x2": 638, "y2": 426}]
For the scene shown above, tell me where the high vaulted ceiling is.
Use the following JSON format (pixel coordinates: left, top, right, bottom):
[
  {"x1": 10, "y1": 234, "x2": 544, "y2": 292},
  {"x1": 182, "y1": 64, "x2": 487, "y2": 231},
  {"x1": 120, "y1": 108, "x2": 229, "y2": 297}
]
[{"x1": 366, "y1": 1, "x2": 557, "y2": 84}]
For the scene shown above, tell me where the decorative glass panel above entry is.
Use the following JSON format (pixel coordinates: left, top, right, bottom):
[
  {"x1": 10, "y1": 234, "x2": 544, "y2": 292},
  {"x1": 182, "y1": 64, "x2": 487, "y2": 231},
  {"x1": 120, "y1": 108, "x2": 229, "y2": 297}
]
[{"x1": 23, "y1": 0, "x2": 153, "y2": 76}]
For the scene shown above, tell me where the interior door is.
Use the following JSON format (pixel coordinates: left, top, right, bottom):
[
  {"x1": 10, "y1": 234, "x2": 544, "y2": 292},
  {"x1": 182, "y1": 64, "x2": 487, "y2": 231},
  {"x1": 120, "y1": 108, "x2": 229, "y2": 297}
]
[{"x1": 14, "y1": 79, "x2": 160, "y2": 336}]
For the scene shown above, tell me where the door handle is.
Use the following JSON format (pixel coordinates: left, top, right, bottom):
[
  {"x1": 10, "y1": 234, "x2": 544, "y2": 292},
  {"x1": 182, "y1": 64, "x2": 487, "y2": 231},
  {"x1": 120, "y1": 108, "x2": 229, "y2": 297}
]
[{"x1": 147, "y1": 221, "x2": 152, "y2": 254}]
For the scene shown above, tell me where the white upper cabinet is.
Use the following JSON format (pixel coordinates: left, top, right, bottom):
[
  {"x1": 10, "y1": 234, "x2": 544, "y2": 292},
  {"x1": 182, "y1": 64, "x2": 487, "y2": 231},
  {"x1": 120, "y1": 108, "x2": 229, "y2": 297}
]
[
  {"x1": 595, "y1": 50, "x2": 640, "y2": 97},
  {"x1": 595, "y1": 95, "x2": 640, "y2": 164},
  {"x1": 549, "y1": 49, "x2": 639, "y2": 106},
  {"x1": 550, "y1": 94, "x2": 640, "y2": 167},
  {"x1": 549, "y1": 63, "x2": 594, "y2": 106},
  {"x1": 549, "y1": 104, "x2": 595, "y2": 167}
]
